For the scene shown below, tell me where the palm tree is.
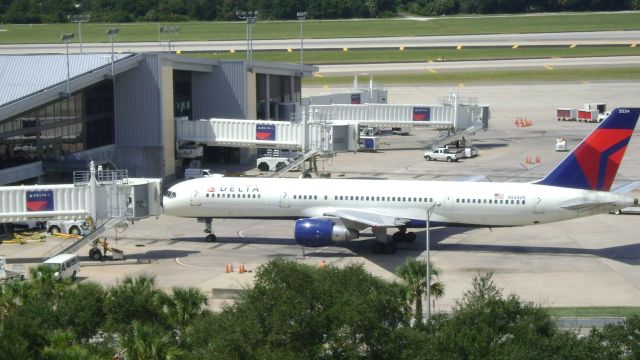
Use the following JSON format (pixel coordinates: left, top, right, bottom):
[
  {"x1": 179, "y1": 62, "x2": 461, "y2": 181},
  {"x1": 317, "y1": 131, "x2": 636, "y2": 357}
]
[
  {"x1": 396, "y1": 257, "x2": 444, "y2": 325},
  {"x1": 120, "y1": 321, "x2": 181, "y2": 360},
  {"x1": 165, "y1": 287, "x2": 209, "y2": 333}
]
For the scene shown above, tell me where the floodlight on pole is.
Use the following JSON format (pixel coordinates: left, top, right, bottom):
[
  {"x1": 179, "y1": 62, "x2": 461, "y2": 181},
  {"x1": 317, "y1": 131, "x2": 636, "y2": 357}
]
[
  {"x1": 68, "y1": 14, "x2": 90, "y2": 53},
  {"x1": 159, "y1": 25, "x2": 180, "y2": 52},
  {"x1": 106, "y1": 28, "x2": 119, "y2": 78},
  {"x1": 236, "y1": 11, "x2": 258, "y2": 71},
  {"x1": 425, "y1": 202, "x2": 440, "y2": 320},
  {"x1": 297, "y1": 12, "x2": 307, "y2": 76},
  {"x1": 61, "y1": 33, "x2": 75, "y2": 97}
]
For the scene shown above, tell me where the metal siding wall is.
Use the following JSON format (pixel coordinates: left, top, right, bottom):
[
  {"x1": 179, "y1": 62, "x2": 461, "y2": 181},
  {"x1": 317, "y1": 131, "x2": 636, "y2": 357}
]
[
  {"x1": 114, "y1": 54, "x2": 162, "y2": 147},
  {"x1": 192, "y1": 61, "x2": 247, "y2": 120},
  {"x1": 113, "y1": 54, "x2": 165, "y2": 178},
  {"x1": 115, "y1": 147, "x2": 164, "y2": 178}
]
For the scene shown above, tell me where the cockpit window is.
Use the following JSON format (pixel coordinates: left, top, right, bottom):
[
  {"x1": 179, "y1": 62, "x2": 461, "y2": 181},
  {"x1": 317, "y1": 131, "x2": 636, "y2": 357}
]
[{"x1": 164, "y1": 191, "x2": 177, "y2": 199}]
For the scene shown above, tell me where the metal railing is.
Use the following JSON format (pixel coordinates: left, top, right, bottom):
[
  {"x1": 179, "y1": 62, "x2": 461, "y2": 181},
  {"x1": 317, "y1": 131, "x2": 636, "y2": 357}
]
[{"x1": 73, "y1": 169, "x2": 129, "y2": 186}]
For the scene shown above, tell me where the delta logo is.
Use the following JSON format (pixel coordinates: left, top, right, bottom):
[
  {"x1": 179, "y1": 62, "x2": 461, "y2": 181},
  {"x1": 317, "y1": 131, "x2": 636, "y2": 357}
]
[
  {"x1": 207, "y1": 185, "x2": 260, "y2": 193},
  {"x1": 256, "y1": 124, "x2": 276, "y2": 141}
]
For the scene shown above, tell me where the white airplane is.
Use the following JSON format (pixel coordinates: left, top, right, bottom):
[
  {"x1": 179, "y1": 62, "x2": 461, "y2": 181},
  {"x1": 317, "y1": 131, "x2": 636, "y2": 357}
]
[{"x1": 164, "y1": 108, "x2": 640, "y2": 254}]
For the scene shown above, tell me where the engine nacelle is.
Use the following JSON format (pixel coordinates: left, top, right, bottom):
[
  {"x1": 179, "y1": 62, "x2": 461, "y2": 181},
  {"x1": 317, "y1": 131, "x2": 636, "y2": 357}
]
[{"x1": 294, "y1": 218, "x2": 359, "y2": 247}]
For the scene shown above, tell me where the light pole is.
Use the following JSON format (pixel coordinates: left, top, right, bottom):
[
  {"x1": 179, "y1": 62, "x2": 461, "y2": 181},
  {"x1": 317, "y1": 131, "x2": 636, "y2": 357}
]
[
  {"x1": 61, "y1": 33, "x2": 75, "y2": 97},
  {"x1": 426, "y1": 201, "x2": 439, "y2": 320},
  {"x1": 159, "y1": 25, "x2": 180, "y2": 52},
  {"x1": 236, "y1": 11, "x2": 258, "y2": 71},
  {"x1": 106, "y1": 28, "x2": 119, "y2": 79},
  {"x1": 68, "y1": 14, "x2": 90, "y2": 53},
  {"x1": 297, "y1": 11, "x2": 307, "y2": 76}
]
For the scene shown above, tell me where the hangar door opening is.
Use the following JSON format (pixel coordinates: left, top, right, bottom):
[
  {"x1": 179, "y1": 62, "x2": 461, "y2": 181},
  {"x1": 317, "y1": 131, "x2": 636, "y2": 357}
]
[{"x1": 174, "y1": 70, "x2": 192, "y2": 119}]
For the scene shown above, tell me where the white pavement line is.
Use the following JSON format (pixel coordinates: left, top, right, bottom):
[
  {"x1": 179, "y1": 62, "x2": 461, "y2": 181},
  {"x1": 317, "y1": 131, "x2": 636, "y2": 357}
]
[{"x1": 175, "y1": 256, "x2": 202, "y2": 269}]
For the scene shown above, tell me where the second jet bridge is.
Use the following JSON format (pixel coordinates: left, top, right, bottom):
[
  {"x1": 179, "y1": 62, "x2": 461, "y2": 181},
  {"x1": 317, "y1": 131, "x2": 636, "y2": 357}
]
[{"x1": 176, "y1": 118, "x2": 358, "y2": 153}]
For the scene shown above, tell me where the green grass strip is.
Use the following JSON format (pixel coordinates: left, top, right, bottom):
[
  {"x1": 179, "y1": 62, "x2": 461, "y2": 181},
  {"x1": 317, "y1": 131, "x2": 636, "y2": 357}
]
[
  {"x1": 546, "y1": 306, "x2": 640, "y2": 318},
  {"x1": 0, "y1": 13, "x2": 640, "y2": 44},
  {"x1": 188, "y1": 45, "x2": 640, "y2": 64},
  {"x1": 302, "y1": 66, "x2": 640, "y2": 86}
]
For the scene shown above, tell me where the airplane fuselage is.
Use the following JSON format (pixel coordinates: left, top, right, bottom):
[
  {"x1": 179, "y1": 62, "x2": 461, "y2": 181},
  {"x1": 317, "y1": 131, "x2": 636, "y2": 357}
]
[{"x1": 163, "y1": 177, "x2": 634, "y2": 227}]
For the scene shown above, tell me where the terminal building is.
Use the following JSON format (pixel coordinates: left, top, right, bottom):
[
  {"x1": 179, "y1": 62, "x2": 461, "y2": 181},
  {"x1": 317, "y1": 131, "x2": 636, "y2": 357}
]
[{"x1": 0, "y1": 53, "x2": 314, "y2": 185}]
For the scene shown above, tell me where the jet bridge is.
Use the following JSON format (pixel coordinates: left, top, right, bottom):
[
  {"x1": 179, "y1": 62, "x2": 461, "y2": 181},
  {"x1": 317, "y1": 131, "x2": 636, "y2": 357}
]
[
  {"x1": 176, "y1": 117, "x2": 359, "y2": 153},
  {"x1": 0, "y1": 162, "x2": 162, "y2": 225}
]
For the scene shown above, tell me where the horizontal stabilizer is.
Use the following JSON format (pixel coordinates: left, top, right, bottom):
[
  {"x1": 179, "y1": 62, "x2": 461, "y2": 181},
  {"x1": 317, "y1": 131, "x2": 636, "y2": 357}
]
[{"x1": 611, "y1": 181, "x2": 639, "y2": 194}]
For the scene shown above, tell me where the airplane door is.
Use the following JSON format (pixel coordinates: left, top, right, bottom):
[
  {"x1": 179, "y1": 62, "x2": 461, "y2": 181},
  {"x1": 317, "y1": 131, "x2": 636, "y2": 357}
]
[
  {"x1": 191, "y1": 189, "x2": 201, "y2": 206},
  {"x1": 533, "y1": 195, "x2": 544, "y2": 214},
  {"x1": 279, "y1": 192, "x2": 291, "y2": 208},
  {"x1": 442, "y1": 195, "x2": 453, "y2": 210}
]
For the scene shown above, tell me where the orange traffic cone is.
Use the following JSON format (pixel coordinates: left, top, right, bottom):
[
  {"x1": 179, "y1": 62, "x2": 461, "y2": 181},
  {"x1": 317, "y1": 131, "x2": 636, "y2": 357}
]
[
  {"x1": 535, "y1": 155, "x2": 541, "y2": 163},
  {"x1": 225, "y1": 263, "x2": 234, "y2": 273},
  {"x1": 238, "y1": 264, "x2": 246, "y2": 273}
]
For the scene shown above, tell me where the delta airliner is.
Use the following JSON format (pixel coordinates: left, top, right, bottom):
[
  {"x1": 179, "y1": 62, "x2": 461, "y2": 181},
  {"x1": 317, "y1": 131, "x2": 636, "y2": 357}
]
[{"x1": 163, "y1": 108, "x2": 639, "y2": 253}]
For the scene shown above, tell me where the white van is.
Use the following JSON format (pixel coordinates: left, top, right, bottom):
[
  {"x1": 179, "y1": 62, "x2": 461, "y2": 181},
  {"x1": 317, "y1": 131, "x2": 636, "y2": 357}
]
[
  {"x1": 184, "y1": 168, "x2": 214, "y2": 179},
  {"x1": 43, "y1": 254, "x2": 80, "y2": 280}
]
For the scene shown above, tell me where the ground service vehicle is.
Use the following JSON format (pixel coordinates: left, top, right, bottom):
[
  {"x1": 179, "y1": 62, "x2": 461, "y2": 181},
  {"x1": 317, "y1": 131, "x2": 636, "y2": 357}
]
[
  {"x1": 556, "y1": 108, "x2": 577, "y2": 121},
  {"x1": 47, "y1": 220, "x2": 88, "y2": 236},
  {"x1": 578, "y1": 109, "x2": 599, "y2": 123},
  {"x1": 612, "y1": 206, "x2": 640, "y2": 215},
  {"x1": 424, "y1": 148, "x2": 460, "y2": 162},
  {"x1": 43, "y1": 254, "x2": 80, "y2": 280}
]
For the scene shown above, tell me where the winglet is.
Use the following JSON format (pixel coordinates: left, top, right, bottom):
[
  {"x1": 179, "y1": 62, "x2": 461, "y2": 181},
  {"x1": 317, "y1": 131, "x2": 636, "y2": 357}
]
[{"x1": 535, "y1": 108, "x2": 640, "y2": 191}]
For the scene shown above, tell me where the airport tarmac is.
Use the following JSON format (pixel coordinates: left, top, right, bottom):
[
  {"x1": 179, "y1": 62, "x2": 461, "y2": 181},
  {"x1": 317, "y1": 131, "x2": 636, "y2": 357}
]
[{"x1": 4, "y1": 80, "x2": 640, "y2": 311}]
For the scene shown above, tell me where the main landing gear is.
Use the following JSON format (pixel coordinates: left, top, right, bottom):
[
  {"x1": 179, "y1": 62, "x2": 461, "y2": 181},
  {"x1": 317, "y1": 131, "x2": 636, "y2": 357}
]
[
  {"x1": 203, "y1": 218, "x2": 216, "y2": 242},
  {"x1": 371, "y1": 226, "x2": 417, "y2": 254},
  {"x1": 392, "y1": 226, "x2": 417, "y2": 243},
  {"x1": 370, "y1": 226, "x2": 416, "y2": 254}
]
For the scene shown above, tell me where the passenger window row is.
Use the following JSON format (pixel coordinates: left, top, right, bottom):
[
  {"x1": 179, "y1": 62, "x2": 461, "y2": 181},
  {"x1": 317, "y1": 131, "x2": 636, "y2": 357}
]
[
  {"x1": 328, "y1": 195, "x2": 435, "y2": 203},
  {"x1": 206, "y1": 193, "x2": 261, "y2": 199},
  {"x1": 456, "y1": 198, "x2": 525, "y2": 205}
]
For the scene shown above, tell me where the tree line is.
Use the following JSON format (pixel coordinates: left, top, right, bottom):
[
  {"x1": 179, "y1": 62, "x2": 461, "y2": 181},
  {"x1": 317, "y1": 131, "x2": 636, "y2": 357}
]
[
  {"x1": 0, "y1": 0, "x2": 638, "y2": 23},
  {"x1": 1, "y1": 258, "x2": 639, "y2": 359}
]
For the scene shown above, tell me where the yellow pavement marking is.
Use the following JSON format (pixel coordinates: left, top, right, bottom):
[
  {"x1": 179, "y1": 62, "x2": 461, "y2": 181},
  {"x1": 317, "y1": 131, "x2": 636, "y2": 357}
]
[
  {"x1": 427, "y1": 68, "x2": 437, "y2": 74},
  {"x1": 569, "y1": 44, "x2": 577, "y2": 48},
  {"x1": 512, "y1": 44, "x2": 519, "y2": 49},
  {"x1": 544, "y1": 65, "x2": 554, "y2": 70},
  {"x1": 456, "y1": 45, "x2": 463, "y2": 50}
]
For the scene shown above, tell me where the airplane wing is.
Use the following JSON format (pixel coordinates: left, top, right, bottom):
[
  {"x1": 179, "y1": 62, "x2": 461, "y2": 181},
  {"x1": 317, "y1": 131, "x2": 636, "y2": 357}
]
[{"x1": 323, "y1": 209, "x2": 412, "y2": 229}]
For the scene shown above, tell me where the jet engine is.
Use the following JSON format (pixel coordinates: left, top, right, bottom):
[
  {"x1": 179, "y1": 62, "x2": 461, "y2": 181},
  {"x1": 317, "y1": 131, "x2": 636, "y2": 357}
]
[{"x1": 294, "y1": 218, "x2": 359, "y2": 247}]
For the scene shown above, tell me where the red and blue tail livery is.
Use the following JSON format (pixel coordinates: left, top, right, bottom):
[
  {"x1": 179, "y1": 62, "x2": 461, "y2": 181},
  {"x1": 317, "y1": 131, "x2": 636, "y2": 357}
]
[{"x1": 536, "y1": 108, "x2": 640, "y2": 191}]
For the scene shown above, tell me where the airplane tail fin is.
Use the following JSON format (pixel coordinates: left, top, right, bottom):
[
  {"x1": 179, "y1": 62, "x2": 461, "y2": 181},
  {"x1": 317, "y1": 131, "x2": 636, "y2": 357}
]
[{"x1": 535, "y1": 108, "x2": 640, "y2": 191}]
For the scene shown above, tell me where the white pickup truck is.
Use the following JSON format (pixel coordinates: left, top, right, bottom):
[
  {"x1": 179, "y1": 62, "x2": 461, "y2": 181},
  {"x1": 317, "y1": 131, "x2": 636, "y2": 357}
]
[{"x1": 424, "y1": 148, "x2": 460, "y2": 162}]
